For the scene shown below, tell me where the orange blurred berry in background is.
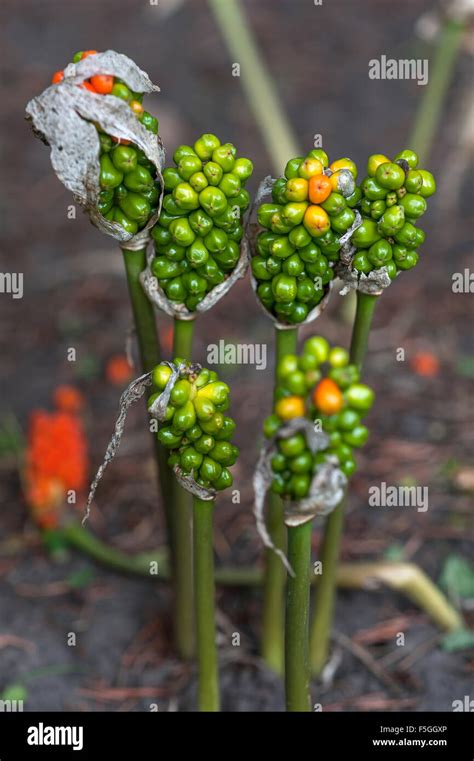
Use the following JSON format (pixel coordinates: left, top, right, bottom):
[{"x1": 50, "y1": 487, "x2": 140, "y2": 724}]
[
  {"x1": 105, "y1": 354, "x2": 133, "y2": 385},
  {"x1": 53, "y1": 384, "x2": 85, "y2": 413},
  {"x1": 410, "y1": 351, "x2": 440, "y2": 377}
]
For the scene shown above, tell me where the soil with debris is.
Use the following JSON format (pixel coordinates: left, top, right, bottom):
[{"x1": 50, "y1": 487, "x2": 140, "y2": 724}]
[{"x1": 0, "y1": 0, "x2": 473, "y2": 711}]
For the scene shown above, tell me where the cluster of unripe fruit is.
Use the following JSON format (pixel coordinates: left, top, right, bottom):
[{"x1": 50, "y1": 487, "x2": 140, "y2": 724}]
[
  {"x1": 253, "y1": 150, "x2": 358, "y2": 324},
  {"x1": 351, "y1": 149, "x2": 436, "y2": 278},
  {"x1": 150, "y1": 134, "x2": 254, "y2": 312},
  {"x1": 263, "y1": 336, "x2": 374, "y2": 498},
  {"x1": 150, "y1": 360, "x2": 238, "y2": 492}
]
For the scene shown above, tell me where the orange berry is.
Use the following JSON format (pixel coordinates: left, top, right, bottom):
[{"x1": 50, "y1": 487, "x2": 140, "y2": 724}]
[
  {"x1": 53, "y1": 385, "x2": 84, "y2": 413},
  {"x1": 90, "y1": 74, "x2": 114, "y2": 94},
  {"x1": 312, "y1": 378, "x2": 343, "y2": 415},
  {"x1": 105, "y1": 355, "x2": 133, "y2": 385},
  {"x1": 81, "y1": 50, "x2": 98, "y2": 59},
  {"x1": 51, "y1": 70, "x2": 64, "y2": 84},
  {"x1": 308, "y1": 174, "x2": 332, "y2": 204},
  {"x1": 410, "y1": 351, "x2": 440, "y2": 377},
  {"x1": 80, "y1": 81, "x2": 98, "y2": 93}
]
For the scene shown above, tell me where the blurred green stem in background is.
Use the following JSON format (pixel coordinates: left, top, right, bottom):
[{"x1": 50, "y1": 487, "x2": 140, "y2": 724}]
[
  {"x1": 193, "y1": 497, "x2": 220, "y2": 711},
  {"x1": 171, "y1": 317, "x2": 196, "y2": 660},
  {"x1": 410, "y1": 16, "x2": 466, "y2": 163},
  {"x1": 262, "y1": 327, "x2": 298, "y2": 674},
  {"x1": 207, "y1": 0, "x2": 299, "y2": 173}
]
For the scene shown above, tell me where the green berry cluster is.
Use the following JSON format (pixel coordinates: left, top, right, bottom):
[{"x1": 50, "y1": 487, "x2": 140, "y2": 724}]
[
  {"x1": 150, "y1": 134, "x2": 254, "y2": 312},
  {"x1": 99, "y1": 140, "x2": 160, "y2": 234},
  {"x1": 253, "y1": 150, "x2": 359, "y2": 325},
  {"x1": 150, "y1": 360, "x2": 238, "y2": 492},
  {"x1": 351, "y1": 149, "x2": 436, "y2": 278},
  {"x1": 263, "y1": 336, "x2": 374, "y2": 498}
]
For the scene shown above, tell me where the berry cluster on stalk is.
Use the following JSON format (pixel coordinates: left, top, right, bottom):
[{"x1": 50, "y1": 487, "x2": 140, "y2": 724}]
[
  {"x1": 253, "y1": 150, "x2": 359, "y2": 324},
  {"x1": 150, "y1": 361, "x2": 239, "y2": 492},
  {"x1": 263, "y1": 336, "x2": 374, "y2": 498},
  {"x1": 351, "y1": 149, "x2": 436, "y2": 278},
  {"x1": 150, "y1": 134, "x2": 254, "y2": 312},
  {"x1": 51, "y1": 50, "x2": 160, "y2": 235}
]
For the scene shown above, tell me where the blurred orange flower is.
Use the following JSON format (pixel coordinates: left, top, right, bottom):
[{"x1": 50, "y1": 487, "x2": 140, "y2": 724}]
[{"x1": 24, "y1": 391, "x2": 88, "y2": 529}]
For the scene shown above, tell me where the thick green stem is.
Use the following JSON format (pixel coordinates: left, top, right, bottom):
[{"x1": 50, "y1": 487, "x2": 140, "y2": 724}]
[
  {"x1": 409, "y1": 18, "x2": 466, "y2": 164},
  {"x1": 285, "y1": 521, "x2": 312, "y2": 712},
  {"x1": 261, "y1": 327, "x2": 298, "y2": 674},
  {"x1": 193, "y1": 497, "x2": 220, "y2": 711},
  {"x1": 122, "y1": 247, "x2": 162, "y2": 372},
  {"x1": 62, "y1": 523, "x2": 462, "y2": 632},
  {"x1": 309, "y1": 498, "x2": 346, "y2": 677},
  {"x1": 171, "y1": 317, "x2": 196, "y2": 660},
  {"x1": 121, "y1": 248, "x2": 173, "y2": 535},
  {"x1": 207, "y1": 0, "x2": 299, "y2": 173},
  {"x1": 310, "y1": 292, "x2": 378, "y2": 676},
  {"x1": 349, "y1": 292, "x2": 378, "y2": 370}
]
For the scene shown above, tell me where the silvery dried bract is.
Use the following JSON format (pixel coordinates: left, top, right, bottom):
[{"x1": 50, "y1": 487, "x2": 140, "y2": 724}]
[
  {"x1": 25, "y1": 51, "x2": 164, "y2": 248},
  {"x1": 336, "y1": 262, "x2": 392, "y2": 296},
  {"x1": 334, "y1": 210, "x2": 392, "y2": 296},
  {"x1": 253, "y1": 418, "x2": 346, "y2": 574},
  {"x1": 83, "y1": 371, "x2": 153, "y2": 524},
  {"x1": 140, "y1": 236, "x2": 250, "y2": 320}
]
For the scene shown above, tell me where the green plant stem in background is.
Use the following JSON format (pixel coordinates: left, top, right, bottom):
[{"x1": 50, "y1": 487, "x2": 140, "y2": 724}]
[
  {"x1": 285, "y1": 521, "x2": 312, "y2": 711},
  {"x1": 410, "y1": 17, "x2": 466, "y2": 163},
  {"x1": 62, "y1": 522, "x2": 168, "y2": 576},
  {"x1": 193, "y1": 497, "x2": 220, "y2": 711},
  {"x1": 121, "y1": 247, "x2": 173, "y2": 530},
  {"x1": 62, "y1": 522, "x2": 462, "y2": 631},
  {"x1": 262, "y1": 327, "x2": 298, "y2": 674},
  {"x1": 207, "y1": 0, "x2": 299, "y2": 173},
  {"x1": 310, "y1": 292, "x2": 378, "y2": 676},
  {"x1": 170, "y1": 317, "x2": 196, "y2": 660}
]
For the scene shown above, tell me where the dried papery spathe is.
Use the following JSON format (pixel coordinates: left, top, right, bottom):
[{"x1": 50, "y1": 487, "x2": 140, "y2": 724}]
[
  {"x1": 25, "y1": 51, "x2": 164, "y2": 247},
  {"x1": 253, "y1": 418, "x2": 346, "y2": 574},
  {"x1": 140, "y1": 235, "x2": 250, "y2": 320}
]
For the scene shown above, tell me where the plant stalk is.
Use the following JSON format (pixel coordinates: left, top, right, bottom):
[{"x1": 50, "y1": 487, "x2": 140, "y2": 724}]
[
  {"x1": 261, "y1": 326, "x2": 298, "y2": 674},
  {"x1": 285, "y1": 521, "x2": 312, "y2": 712},
  {"x1": 121, "y1": 247, "x2": 173, "y2": 534},
  {"x1": 349, "y1": 292, "x2": 379, "y2": 370},
  {"x1": 310, "y1": 292, "x2": 378, "y2": 676},
  {"x1": 193, "y1": 497, "x2": 220, "y2": 711},
  {"x1": 62, "y1": 523, "x2": 463, "y2": 632},
  {"x1": 170, "y1": 317, "x2": 196, "y2": 660},
  {"x1": 207, "y1": 0, "x2": 299, "y2": 173}
]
